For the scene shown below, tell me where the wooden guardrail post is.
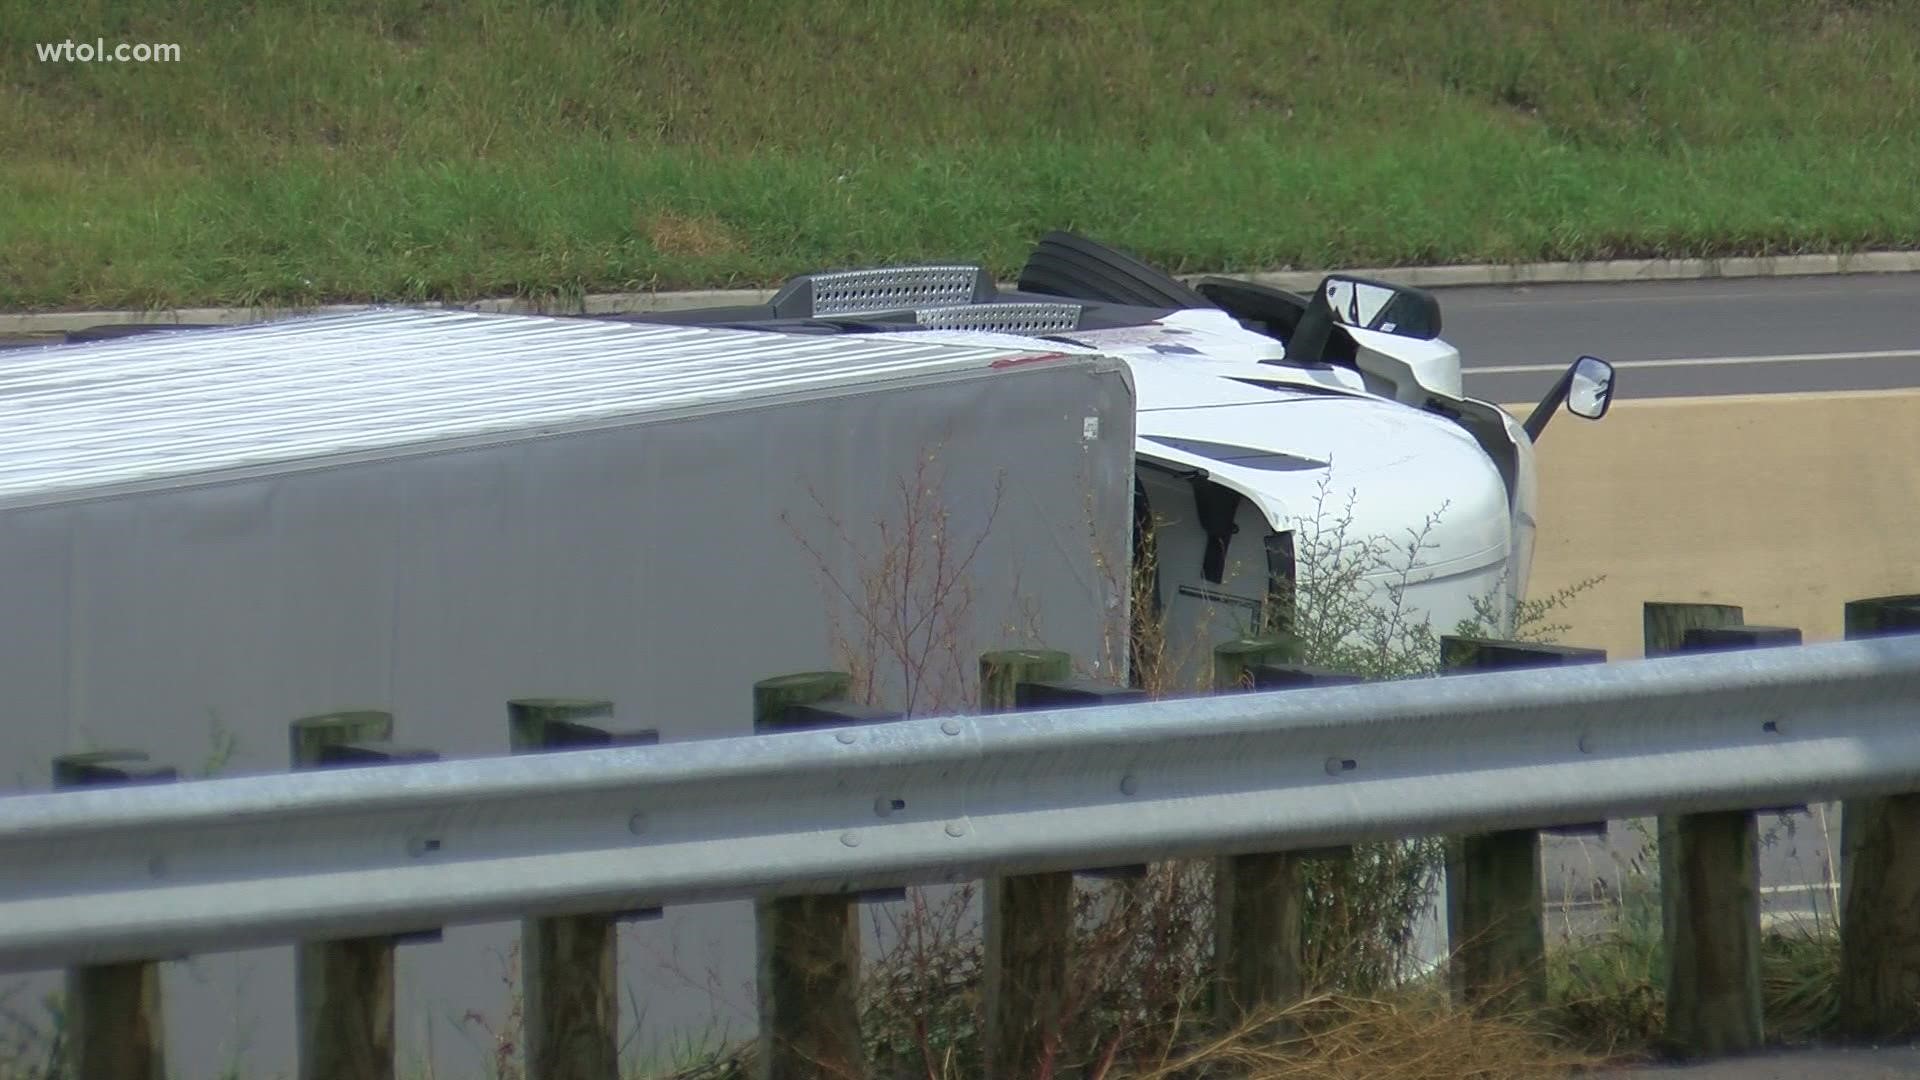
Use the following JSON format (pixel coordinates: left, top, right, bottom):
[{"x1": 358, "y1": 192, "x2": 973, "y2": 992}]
[
  {"x1": 1838, "y1": 594, "x2": 1920, "y2": 1038},
  {"x1": 1207, "y1": 636, "x2": 1309, "y2": 1031},
  {"x1": 753, "y1": 673, "x2": 900, "y2": 1080},
  {"x1": 508, "y1": 699, "x2": 660, "y2": 1080},
  {"x1": 290, "y1": 711, "x2": 440, "y2": 1080},
  {"x1": 980, "y1": 648, "x2": 1074, "y2": 1080},
  {"x1": 1438, "y1": 638, "x2": 1606, "y2": 1011},
  {"x1": 53, "y1": 750, "x2": 178, "y2": 1080},
  {"x1": 1015, "y1": 676, "x2": 1152, "y2": 882},
  {"x1": 1642, "y1": 603, "x2": 1768, "y2": 1057},
  {"x1": 1212, "y1": 636, "x2": 1302, "y2": 692}
]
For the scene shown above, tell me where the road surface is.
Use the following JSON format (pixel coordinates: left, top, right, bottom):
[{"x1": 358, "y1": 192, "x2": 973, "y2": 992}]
[
  {"x1": 1599, "y1": 1043, "x2": 1920, "y2": 1079},
  {"x1": 3, "y1": 274, "x2": 1916, "y2": 401},
  {"x1": 1441, "y1": 274, "x2": 1920, "y2": 402},
  {"x1": 1440, "y1": 275, "x2": 1918, "y2": 935},
  {"x1": 1441, "y1": 273, "x2": 1917, "y2": 941},
  {"x1": 1444, "y1": 274, "x2": 1917, "y2": 1079}
]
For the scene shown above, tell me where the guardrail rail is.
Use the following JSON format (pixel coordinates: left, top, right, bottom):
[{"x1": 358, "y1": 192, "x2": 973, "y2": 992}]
[{"x1": 3, "y1": 593, "x2": 1919, "y2": 1079}]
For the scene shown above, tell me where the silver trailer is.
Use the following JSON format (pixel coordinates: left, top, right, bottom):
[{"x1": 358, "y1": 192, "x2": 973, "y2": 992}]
[{"x1": 0, "y1": 309, "x2": 1137, "y2": 1078}]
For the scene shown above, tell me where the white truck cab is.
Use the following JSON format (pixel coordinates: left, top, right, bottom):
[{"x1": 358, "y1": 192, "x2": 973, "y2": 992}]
[{"x1": 613, "y1": 232, "x2": 1617, "y2": 683}]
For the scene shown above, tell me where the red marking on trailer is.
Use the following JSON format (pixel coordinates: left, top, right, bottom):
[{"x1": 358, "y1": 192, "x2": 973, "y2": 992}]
[{"x1": 989, "y1": 351, "x2": 1070, "y2": 370}]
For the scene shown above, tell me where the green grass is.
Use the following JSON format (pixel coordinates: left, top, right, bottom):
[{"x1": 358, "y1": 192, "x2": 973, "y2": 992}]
[
  {"x1": 1548, "y1": 856, "x2": 1845, "y2": 1057},
  {"x1": 2, "y1": 0, "x2": 1919, "y2": 310}
]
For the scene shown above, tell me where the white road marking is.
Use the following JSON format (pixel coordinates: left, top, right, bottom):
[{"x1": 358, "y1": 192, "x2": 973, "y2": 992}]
[
  {"x1": 1454, "y1": 284, "x2": 1920, "y2": 309},
  {"x1": 1467, "y1": 348, "x2": 1920, "y2": 376}
]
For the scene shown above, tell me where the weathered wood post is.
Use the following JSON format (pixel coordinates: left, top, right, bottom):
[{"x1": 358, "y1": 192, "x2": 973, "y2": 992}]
[
  {"x1": 1838, "y1": 594, "x2": 1920, "y2": 1038},
  {"x1": 53, "y1": 750, "x2": 177, "y2": 1080},
  {"x1": 1249, "y1": 662, "x2": 1367, "y2": 1014},
  {"x1": 1207, "y1": 636, "x2": 1308, "y2": 1031},
  {"x1": 508, "y1": 699, "x2": 660, "y2": 1080},
  {"x1": 1438, "y1": 638, "x2": 1606, "y2": 1011},
  {"x1": 753, "y1": 673, "x2": 900, "y2": 1080},
  {"x1": 1642, "y1": 603, "x2": 1771, "y2": 1058},
  {"x1": 290, "y1": 711, "x2": 440, "y2": 1080},
  {"x1": 980, "y1": 648, "x2": 1075, "y2": 1080},
  {"x1": 1212, "y1": 636, "x2": 1302, "y2": 692},
  {"x1": 1015, "y1": 676, "x2": 1152, "y2": 881}
]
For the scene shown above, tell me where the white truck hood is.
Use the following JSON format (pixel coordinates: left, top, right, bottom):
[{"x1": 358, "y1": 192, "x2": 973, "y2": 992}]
[
  {"x1": 863, "y1": 312, "x2": 1514, "y2": 573},
  {"x1": 1135, "y1": 391, "x2": 1513, "y2": 572}
]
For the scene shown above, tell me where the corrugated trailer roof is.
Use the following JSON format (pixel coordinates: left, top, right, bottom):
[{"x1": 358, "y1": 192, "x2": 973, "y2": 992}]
[{"x1": 0, "y1": 308, "x2": 1067, "y2": 509}]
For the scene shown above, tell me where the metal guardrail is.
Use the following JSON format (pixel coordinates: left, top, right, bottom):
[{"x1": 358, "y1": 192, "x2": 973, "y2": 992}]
[{"x1": 3, "y1": 634, "x2": 1920, "y2": 972}]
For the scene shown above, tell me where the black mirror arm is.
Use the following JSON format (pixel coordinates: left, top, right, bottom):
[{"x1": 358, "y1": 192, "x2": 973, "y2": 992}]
[{"x1": 1522, "y1": 363, "x2": 1577, "y2": 441}]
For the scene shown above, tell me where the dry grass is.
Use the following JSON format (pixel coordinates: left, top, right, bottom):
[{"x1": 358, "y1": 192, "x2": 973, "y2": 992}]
[
  {"x1": 637, "y1": 211, "x2": 746, "y2": 261},
  {"x1": 713, "y1": 451, "x2": 1630, "y2": 1080},
  {"x1": 658, "y1": 988, "x2": 1598, "y2": 1080},
  {"x1": 1130, "y1": 993, "x2": 1598, "y2": 1080},
  {"x1": 1762, "y1": 924, "x2": 1842, "y2": 1046},
  {"x1": 456, "y1": 943, "x2": 529, "y2": 1080},
  {"x1": 780, "y1": 443, "x2": 1009, "y2": 716}
]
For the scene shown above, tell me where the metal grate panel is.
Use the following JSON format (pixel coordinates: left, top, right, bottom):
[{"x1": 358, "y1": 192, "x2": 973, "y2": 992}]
[
  {"x1": 915, "y1": 303, "x2": 1082, "y2": 335},
  {"x1": 804, "y1": 266, "x2": 987, "y2": 316}
]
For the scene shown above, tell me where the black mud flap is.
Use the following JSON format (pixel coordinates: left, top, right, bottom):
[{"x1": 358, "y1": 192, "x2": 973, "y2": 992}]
[
  {"x1": 1264, "y1": 530, "x2": 1298, "y2": 638},
  {"x1": 1190, "y1": 479, "x2": 1242, "y2": 585}
]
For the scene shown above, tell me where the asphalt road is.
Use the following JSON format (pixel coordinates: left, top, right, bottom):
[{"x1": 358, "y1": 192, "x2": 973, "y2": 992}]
[
  {"x1": 1537, "y1": 806, "x2": 1844, "y2": 937},
  {"x1": 1449, "y1": 276, "x2": 1908, "y2": 940},
  {"x1": 1451, "y1": 274, "x2": 1912, "y2": 1079},
  {"x1": 1599, "y1": 1043, "x2": 1920, "y2": 1080},
  {"x1": 5, "y1": 273, "x2": 1916, "y2": 404},
  {"x1": 1443, "y1": 274, "x2": 1920, "y2": 403}
]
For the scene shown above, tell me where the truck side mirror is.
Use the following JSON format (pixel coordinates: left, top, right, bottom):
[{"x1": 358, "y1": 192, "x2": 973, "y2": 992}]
[
  {"x1": 1566, "y1": 355, "x2": 1614, "y2": 420},
  {"x1": 1523, "y1": 354, "x2": 1617, "y2": 441},
  {"x1": 1316, "y1": 274, "x2": 1443, "y2": 340}
]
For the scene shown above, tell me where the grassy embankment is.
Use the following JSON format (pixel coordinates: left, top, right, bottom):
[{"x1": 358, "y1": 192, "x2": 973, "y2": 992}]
[{"x1": 2, "y1": 0, "x2": 1918, "y2": 311}]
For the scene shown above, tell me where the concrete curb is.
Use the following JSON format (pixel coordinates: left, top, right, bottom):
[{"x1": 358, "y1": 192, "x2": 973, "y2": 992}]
[{"x1": 4, "y1": 250, "x2": 1918, "y2": 337}]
